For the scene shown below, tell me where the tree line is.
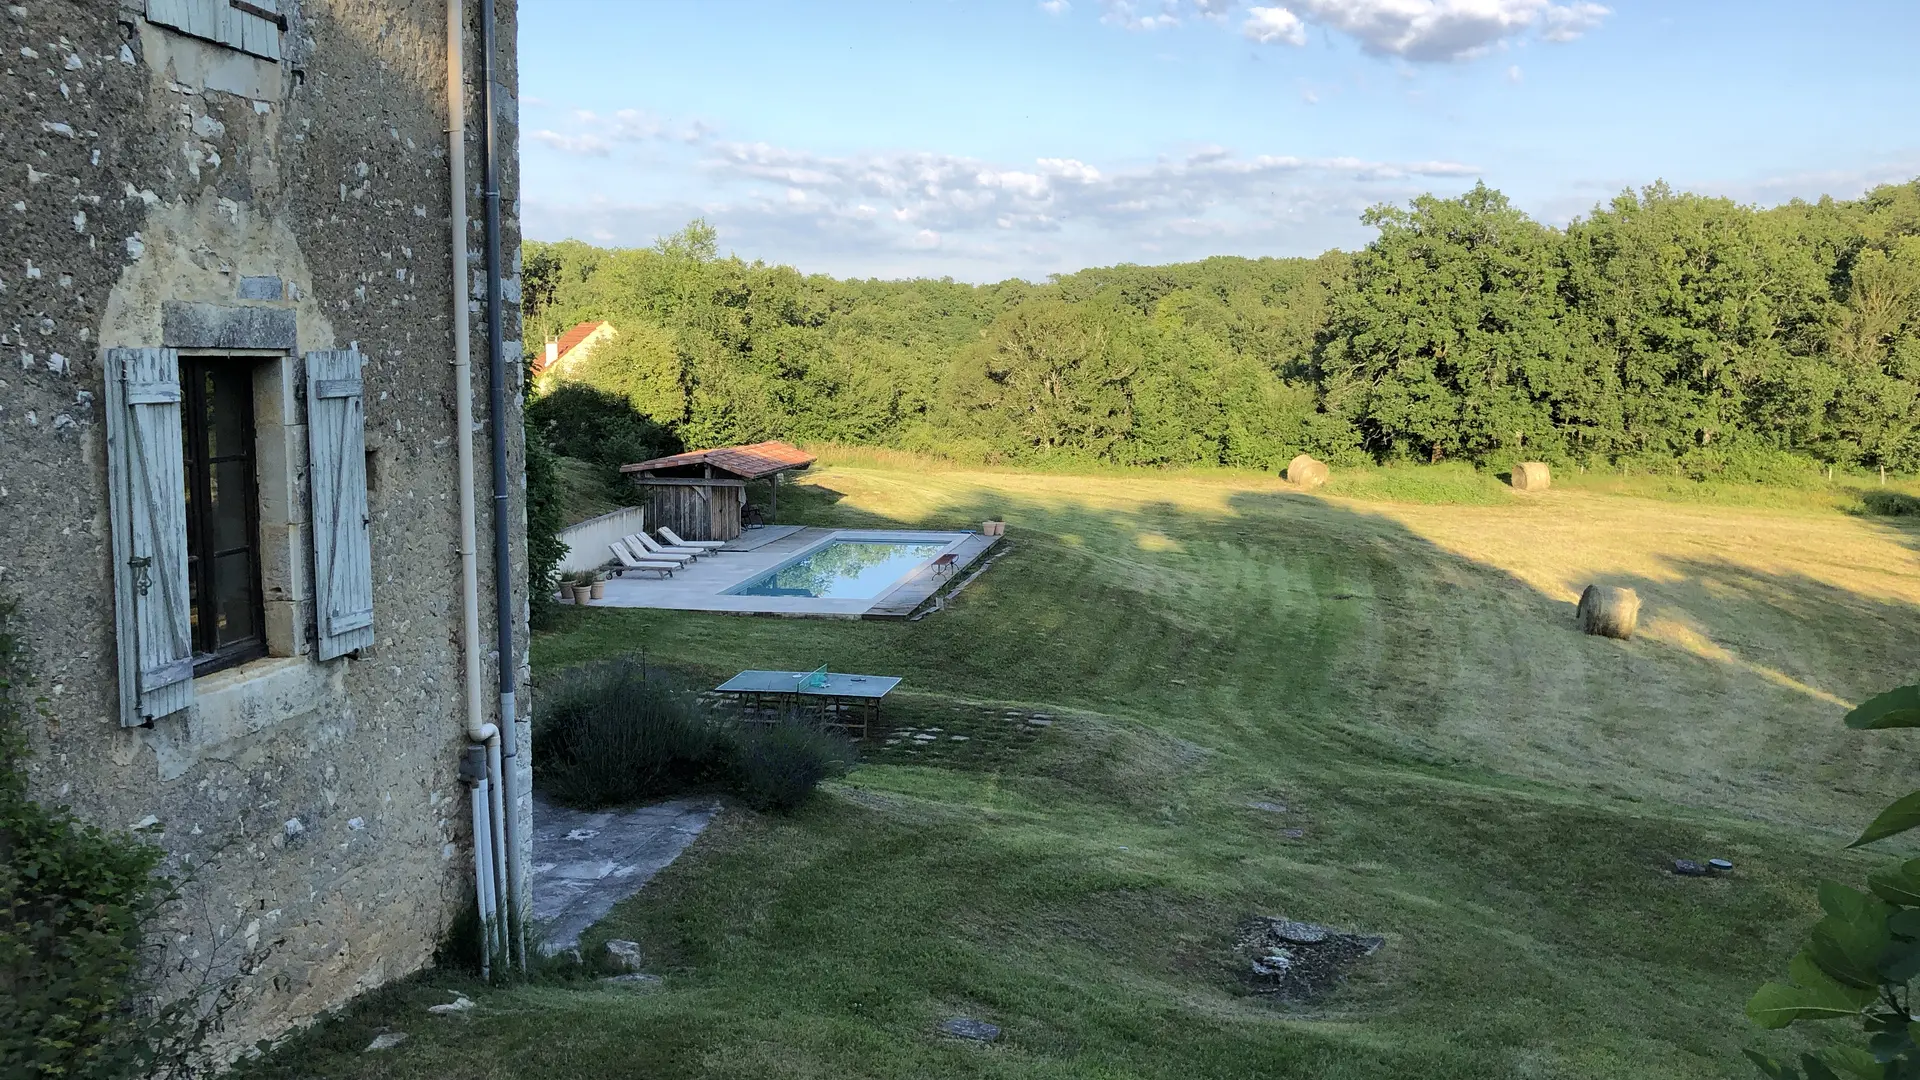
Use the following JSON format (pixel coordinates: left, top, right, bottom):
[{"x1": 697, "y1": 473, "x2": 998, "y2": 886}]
[{"x1": 523, "y1": 179, "x2": 1920, "y2": 479}]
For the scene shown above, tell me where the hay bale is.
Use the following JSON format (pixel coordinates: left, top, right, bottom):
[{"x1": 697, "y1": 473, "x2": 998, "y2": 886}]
[
  {"x1": 1577, "y1": 584, "x2": 1640, "y2": 640},
  {"x1": 1512, "y1": 461, "x2": 1551, "y2": 491},
  {"x1": 1286, "y1": 454, "x2": 1329, "y2": 489}
]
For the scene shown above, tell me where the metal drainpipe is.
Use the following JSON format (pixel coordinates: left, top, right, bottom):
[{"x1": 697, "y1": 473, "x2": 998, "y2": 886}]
[
  {"x1": 479, "y1": 0, "x2": 526, "y2": 969},
  {"x1": 448, "y1": 0, "x2": 505, "y2": 970}
]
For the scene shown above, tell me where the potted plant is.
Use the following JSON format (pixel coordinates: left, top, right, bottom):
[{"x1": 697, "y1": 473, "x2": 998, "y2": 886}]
[
  {"x1": 982, "y1": 517, "x2": 1005, "y2": 536},
  {"x1": 588, "y1": 569, "x2": 606, "y2": 600},
  {"x1": 570, "y1": 571, "x2": 594, "y2": 606}
]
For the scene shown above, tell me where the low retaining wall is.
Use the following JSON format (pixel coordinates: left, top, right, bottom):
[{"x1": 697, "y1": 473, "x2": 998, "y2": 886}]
[{"x1": 557, "y1": 506, "x2": 647, "y2": 575}]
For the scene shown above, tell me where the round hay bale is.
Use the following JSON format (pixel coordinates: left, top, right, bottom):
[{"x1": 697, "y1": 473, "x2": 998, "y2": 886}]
[
  {"x1": 1286, "y1": 454, "x2": 1329, "y2": 489},
  {"x1": 1511, "y1": 461, "x2": 1551, "y2": 491},
  {"x1": 1577, "y1": 584, "x2": 1640, "y2": 640}
]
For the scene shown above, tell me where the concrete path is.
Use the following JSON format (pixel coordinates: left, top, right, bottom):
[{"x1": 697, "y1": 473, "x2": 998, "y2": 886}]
[{"x1": 530, "y1": 792, "x2": 721, "y2": 953}]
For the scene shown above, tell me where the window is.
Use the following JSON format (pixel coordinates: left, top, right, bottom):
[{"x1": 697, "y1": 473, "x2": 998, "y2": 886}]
[
  {"x1": 181, "y1": 358, "x2": 266, "y2": 676},
  {"x1": 145, "y1": 0, "x2": 284, "y2": 62},
  {"x1": 105, "y1": 344, "x2": 374, "y2": 727}
]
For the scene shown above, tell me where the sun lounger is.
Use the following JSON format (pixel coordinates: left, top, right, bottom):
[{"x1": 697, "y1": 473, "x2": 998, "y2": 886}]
[
  {"x1": 608, "y1": 540, "x2": 679, "y2": 577},
  {"x1": 629, "y1": 531, "x2": 709, "y2": 561},
  {"x1": 619, "y1": 534, "x2": 695, "y2": 565},
  {"x1": 657, "y1": 526, "x2": 726, "y2": 551}
]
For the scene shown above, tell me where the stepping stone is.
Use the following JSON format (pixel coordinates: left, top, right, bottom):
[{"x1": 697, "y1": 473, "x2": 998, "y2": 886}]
[
  {"x1": 1672, "y1": 859, "x2": 1710, "y2": 876},
  {"x1": 601, "y1": 973, "x2": 663, "y2": 991},
  {"x1": 604, "y1": 939, "x2": 645, "y2": 971},
  {"x1": 939, "y1": 1017, "x2": 1000, "y2": 1042},
  {"x1": 1279, "y1": 828, "x2": 1305, "y2": 839},
  {"x1": 1026, "y1": 718, "x2": 1052, "y2": 727},
  {"x1": 426, "y1": 996, "x2": 474, "y2": 1014},
  {"x1": 1247, "y1": 801, "x2": 1288, "y2": 814},
  {"x1": 365, "y1": 1033, "x2": 408, "y2": 1051},
  {"x1": 949, "y1": 735, "x2": 969, "y2": 741}
]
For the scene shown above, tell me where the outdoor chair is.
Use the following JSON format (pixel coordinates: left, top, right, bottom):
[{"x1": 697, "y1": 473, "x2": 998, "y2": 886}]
[
  {"x1": 630, "y1": 531, "x2": 709, "y2": 561},
  {"x1": 608, "y1": 540, "x2": 679, "y2": 577},
  {"x1": 657, "y1": 526, "x2": 727, "y2": 551},
  {"x1": 620, "y1": 533, "x2": 696, "y2": 565}
]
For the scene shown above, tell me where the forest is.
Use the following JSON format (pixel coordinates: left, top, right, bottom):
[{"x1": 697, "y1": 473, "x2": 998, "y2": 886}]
[{"x1": 523, "y1": 179, "x2": 1920, "y2": 480}]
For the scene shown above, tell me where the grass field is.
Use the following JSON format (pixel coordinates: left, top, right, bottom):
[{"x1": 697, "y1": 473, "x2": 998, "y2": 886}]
[{"x1": 245, "y1": 452, "x2": 1920, "y2": 1079}]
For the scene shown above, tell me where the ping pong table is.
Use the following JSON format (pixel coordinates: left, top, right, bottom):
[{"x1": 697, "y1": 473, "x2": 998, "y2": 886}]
[{"x1": 714, "y1": 669, "x2": 902, "y2": 738}]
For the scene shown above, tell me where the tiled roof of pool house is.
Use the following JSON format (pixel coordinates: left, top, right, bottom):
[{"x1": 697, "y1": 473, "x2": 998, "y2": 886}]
[{"x1": 621, "y1": 441, "x2": 817, "y2": 480}]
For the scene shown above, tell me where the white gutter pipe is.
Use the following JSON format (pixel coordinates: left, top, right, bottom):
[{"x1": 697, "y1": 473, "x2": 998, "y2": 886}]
[
  {"x1": 449, "y1": 0, "x2": 509, "y2": 969},
  {"x1": 461, "y1": 747, "x2": 497, "y2": 980}
]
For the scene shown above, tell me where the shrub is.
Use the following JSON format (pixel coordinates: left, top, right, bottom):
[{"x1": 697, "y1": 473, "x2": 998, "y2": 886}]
[
  {"x1": 534, "y1": 659, "x2": 724, "y2": 808},
  {"x1": 534, "y1": 660, "x2": 851, "y2": 812},
  {"x1": 0, "y1": 600, "x2": 201, "y2": 1078},
  {"x1": 1860, "y1": 490, "x2": 1920, "y2": 517},
  {"x1": 727, "y1": 722, "x2": 854, "y2": 812}
]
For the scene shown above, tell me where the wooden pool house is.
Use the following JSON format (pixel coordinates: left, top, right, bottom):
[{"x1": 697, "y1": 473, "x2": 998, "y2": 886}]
[{"x1": 620, "y1": 441, "x2": 816, "y2": 542}]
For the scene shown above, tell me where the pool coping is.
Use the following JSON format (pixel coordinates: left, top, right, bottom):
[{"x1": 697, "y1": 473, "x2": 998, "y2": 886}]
[
  {"x1": 723, "y1": 530, "x2": 972, "y2": 602},
  {"x1": 589, "y1": 527, "x2": 993, "y2": 618}
]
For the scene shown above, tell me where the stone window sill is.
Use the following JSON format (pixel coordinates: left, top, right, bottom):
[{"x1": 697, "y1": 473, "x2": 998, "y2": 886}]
[{"x1": 144, "y1": 655, "x2": 346, "y2": 781}]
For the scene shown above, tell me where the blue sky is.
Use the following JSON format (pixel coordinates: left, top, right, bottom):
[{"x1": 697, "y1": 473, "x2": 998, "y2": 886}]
[{"x1": 519, "y1": 1, "x2": 1920, "y2": 282}]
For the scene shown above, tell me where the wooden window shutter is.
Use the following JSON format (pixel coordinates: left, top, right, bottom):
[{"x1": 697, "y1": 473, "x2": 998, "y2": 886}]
[
  {"x1": 105, "y1": 348, "x2": 196, "y2": 726},
  {"x1": 145, "y1": 0, "x2": 283, "y2": 61},
  {"x1": 306, "y1": 348, "x2": 375, "y2": 660}
]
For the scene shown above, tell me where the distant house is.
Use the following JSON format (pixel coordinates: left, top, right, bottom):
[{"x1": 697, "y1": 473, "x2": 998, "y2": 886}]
[
  {"x1": 532, "y1": 319, "x2": 614, "y2": 388},
  {"x1": 621, "y1": 441, "x2": 817, "y2": 540}
]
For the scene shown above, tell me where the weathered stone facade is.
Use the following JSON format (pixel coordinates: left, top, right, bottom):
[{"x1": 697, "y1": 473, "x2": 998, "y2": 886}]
[{"x1": 0, "y1": 0, "x2": 530, "y2": 1055}]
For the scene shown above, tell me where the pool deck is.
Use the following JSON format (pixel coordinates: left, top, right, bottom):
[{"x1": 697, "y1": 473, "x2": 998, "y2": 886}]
[
  {"x1": 862, "y1": 531, "x2": 1000, "y2": 619},
  {"x1": 588, "y1": 527, "x2": 999, "y2": 619}
]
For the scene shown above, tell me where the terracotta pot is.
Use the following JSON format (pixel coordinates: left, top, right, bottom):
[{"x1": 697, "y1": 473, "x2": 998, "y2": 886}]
[
  {"x1": 571, "y1": 585, "x2": 592, "y2": 605},
  {"x1": 590, "y1": 581, "x2": 605, "y2": 599}
]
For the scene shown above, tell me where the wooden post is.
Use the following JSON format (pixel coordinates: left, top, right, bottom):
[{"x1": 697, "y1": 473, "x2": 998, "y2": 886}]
[{"x1": 769, "y1": 472, "x2": 778, "y2": 522}]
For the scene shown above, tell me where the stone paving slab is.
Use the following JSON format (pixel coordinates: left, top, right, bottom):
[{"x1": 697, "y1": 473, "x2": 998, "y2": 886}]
[{"x1": 531, "y1": 792, "x2": 720, "y2": 953}]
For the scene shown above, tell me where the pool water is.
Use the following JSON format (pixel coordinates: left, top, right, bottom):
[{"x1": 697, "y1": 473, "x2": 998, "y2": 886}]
[{"x1": 727, "y1": 539, "x2": 951, "y2": 599}]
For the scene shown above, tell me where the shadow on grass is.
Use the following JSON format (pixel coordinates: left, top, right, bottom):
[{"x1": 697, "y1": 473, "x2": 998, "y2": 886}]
[{"x1": 371, "y1": 462, "x2": 1920, "y2": 1080}]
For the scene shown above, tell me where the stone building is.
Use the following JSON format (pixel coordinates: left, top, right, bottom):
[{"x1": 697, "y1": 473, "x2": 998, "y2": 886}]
[{"x1": 0, "y1": 0, "x2": 531, "y2": 1054}]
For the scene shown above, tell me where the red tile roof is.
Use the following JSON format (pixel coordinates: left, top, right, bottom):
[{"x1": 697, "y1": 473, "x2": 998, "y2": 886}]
[
  {"x1": 621, "y1": 441, "x2": 817, "y2": 481},
  {"x1": 534, "y1": 320, "x2": 609, "y2": 373}
]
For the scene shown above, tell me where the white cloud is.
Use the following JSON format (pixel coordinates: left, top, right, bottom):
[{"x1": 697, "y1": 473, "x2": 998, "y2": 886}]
[
  {"x1": 1507, "y1": 63, "x2": 1522, "y2": 82},
  {"x1": 1101, "y1": 0, "x2": 1180, "y2": 30},
  {"x1": 533, "y1": 109, "x2": 715, "y2": 156},
  {"x1": 523, "y1": 110, "x2": 1488, "y2": 279},
  {"x1": 1243, "y1": 6, "x2": 1307, "y2": 45},
  {"x1": 1289, "y1": 0, "x2": 1609, "y2": 62},
  {"x1": 529, "y1": 130, "x2": 612, "y2": 156},
  {"x1": 1541, "y1": 1, "x2": 1610, "y2": 42},
  {"x1": 1039, "y1": 0, "x2": 1070, "y2": 12}
]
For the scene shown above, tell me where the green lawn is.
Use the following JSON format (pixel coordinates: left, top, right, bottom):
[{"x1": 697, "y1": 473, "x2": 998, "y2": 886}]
[{"x1": 243, "y1": 453, "x2": 1920, "y2": 1079}]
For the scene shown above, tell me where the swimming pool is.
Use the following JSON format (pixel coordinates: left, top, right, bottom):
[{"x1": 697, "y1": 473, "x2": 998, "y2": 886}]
[{"x1": 726, "y1": 537, "x2": 956, "y2": 599}]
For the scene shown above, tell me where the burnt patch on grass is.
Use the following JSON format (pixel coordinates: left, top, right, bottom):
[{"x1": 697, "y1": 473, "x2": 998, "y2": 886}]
[{"x1": 1234, "y1": 917, "x2": 1384, "y2": 1001}]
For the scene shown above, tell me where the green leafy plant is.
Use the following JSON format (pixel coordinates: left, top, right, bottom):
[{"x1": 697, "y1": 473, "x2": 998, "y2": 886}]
[
  {"x1": 533, "y1": 659, "x2": 850, "y2": 812},
  {"x1": 1746, "y1": 684, "x2": 1920, "y2": 1079},
  {"x1": 0, "y1": 599, "x2": 215, "y2": 1078},
  {"x1": 726, "y1": 721, "x2": 853, "y2": 812}
]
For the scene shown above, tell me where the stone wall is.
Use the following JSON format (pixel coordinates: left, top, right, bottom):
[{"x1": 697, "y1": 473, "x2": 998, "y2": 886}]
[{"x1": 0, "y1": 0, "x2": 530, "y2": 1055}]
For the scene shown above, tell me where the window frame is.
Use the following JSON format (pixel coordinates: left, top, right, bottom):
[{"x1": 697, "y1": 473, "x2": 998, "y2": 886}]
[{"x1": 180, "y1": 355, "x2": 269, "y2": 678}]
